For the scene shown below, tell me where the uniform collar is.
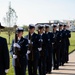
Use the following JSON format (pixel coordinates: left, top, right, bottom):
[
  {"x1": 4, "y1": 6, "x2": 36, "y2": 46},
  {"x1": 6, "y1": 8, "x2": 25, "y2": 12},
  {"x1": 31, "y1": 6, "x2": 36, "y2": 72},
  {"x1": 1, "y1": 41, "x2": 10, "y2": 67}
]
[
  {"x1": 59, "y1": 29, "x2": 62, "y2": 31},
  {"x1": 46, "y1": 32, "x2": 48, "y2": 34},
  {"x1": 17, "y1": 37, "x2": 23, "y2": 43},
  {"x1": 18, "y1": 37, "x2": 21, "y2": 41},
  {"x1": 40, "y1": 33, "x2": 43, "y2": 36},
  {"x1": 30, "y1": 33, "x2": 34, "y2": 36},
  {"x1": 64, "y1": 29, "x2": 66, "y2": 31},
  {"x1": 53, "y1": 31, "x2": 56, "y2": 33}
]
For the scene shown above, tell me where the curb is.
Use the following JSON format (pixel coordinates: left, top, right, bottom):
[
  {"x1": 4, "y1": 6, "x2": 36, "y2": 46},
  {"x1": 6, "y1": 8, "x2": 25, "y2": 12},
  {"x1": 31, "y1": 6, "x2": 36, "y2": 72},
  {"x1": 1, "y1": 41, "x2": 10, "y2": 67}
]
[{"x1": 69, "y1": 49, "x2": 75, "y2": 54}]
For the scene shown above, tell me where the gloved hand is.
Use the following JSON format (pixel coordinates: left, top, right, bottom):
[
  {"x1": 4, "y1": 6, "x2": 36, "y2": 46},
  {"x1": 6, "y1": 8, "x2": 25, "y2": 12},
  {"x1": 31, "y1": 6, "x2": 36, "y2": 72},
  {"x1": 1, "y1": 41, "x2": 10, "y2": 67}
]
[
  {"x1": 13, "y1": 54, "x2": 17, "y2": 59},
  {"x1": 66, "y1": 33, "x2": 67, "y2": 35},
  {"x1": 27, "y1": 50, "x2": 31, "y2": 54},
  {"x1": 13, "y1": 43, "x2": 21, "y2": 48},
  {"x1": 28, "y1": 40, "x2": 30, "y2": 44},
  {"x1": 52, "y1": 43, "x2": 54, "y2": 45},
  {"x1": 59, "y1": 40, "x2": 61, "y2": 42},
  {"x1": 5, "y1": 69, "x2": 9, "y2": 73},
  {"x1": 38, "y1": 48, "x2": 42, "y2": 51}
]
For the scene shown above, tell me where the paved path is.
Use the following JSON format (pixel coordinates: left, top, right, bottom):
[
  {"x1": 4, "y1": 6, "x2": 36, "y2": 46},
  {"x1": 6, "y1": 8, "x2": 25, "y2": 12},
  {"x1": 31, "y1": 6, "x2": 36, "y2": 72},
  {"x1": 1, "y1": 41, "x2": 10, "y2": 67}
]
[{"x1": 47, "y1": 51, "x2": 75, "y2": 75}]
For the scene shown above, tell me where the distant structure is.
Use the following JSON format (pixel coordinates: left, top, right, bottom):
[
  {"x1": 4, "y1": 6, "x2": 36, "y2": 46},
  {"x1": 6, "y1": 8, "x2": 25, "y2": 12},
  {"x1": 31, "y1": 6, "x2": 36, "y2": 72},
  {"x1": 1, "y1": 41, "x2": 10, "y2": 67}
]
[
  {"x1": 63, "y1": 20, "x2": 75, "y2": 31},
  {"x1": 36, "y1": 20, "x2": 75, "y2": 32},
  {"x1": 35, "y1": 21, "x2": 59, "y2": 31}
]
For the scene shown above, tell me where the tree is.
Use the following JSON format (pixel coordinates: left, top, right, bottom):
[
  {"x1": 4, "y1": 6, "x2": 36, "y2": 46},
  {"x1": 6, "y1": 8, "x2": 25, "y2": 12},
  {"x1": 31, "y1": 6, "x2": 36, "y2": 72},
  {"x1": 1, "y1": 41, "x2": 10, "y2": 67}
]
[
  {"x1": 23, "y1": 25, "x2": 28, "y2": 31},
  {"x1": 4, "y1": 2, "x2": 18, "y2": 44}
]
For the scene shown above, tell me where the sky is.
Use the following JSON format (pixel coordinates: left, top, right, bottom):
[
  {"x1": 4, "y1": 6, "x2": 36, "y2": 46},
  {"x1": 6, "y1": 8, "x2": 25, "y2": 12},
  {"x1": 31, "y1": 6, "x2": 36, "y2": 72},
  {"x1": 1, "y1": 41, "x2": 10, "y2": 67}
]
[{"x1": 0, "y1": 0, "x2": 75, "y2": 26}]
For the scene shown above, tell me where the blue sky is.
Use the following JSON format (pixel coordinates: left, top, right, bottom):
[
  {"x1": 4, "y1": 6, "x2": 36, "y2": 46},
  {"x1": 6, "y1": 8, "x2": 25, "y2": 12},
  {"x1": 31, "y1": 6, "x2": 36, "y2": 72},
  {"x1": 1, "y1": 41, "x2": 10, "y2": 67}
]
[{"x1": 0, "y1": 0, "x2": 75, "y2": 26}]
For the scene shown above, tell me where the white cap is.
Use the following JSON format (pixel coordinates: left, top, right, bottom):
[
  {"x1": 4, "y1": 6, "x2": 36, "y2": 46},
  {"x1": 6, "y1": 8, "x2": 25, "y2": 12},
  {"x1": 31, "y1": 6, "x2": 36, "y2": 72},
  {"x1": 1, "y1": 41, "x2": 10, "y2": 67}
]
[
  {"x1": 16, "y1": 27, "x2": 24, "y2": 33},
  {"x1": 53, "y1": 24, "x2": 57, "y2": 27},
  {"x1": 16, "y1": 27, "x2": 24, "y2": 31},
  {"x1": 29, "y1": 24, "x2": 35, "y2": 29},
  {"x1": 45, "y1": 24, "x2": 50, "y2": 26},
  {"x1": 29, "y1": 24, "x2": 35, "y2": 26}
]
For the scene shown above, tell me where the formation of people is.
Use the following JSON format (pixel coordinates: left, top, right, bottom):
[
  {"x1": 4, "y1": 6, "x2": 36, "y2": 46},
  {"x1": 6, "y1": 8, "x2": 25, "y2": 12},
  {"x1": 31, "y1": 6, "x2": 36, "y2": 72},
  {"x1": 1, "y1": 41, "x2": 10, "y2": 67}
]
[{"x1": 0, "y1": 23, "x2": 71, "y2": 75}]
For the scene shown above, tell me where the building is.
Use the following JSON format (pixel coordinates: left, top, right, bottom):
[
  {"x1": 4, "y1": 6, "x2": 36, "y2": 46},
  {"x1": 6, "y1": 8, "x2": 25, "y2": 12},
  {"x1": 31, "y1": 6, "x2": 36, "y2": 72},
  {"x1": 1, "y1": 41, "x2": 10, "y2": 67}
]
[
  {"x1": 36, "y1": 20, "x2": 75, "y2": 32},
  {"x1": 63, "y1": 20, "x2": 75, "y2": 31}
]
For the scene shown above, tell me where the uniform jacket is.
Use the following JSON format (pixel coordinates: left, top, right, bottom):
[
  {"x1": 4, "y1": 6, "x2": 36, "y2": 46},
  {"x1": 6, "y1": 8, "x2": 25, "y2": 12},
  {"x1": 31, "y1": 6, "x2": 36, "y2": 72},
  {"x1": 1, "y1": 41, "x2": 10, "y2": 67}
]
[
  {"x1": 38, "y1": 33, "x2": 47, "y2": 58},
  {"x1": 25, "y1": 33, "x2": 39, "y2": 60},
  {"x1": 52, "y1": 31, "x2": 59, "y2": 49},
  {"x1": 62, "y1": 30, "x2": 71, "y2": 46},
  {"x1": 0, "y1": 37, "x2": 9, "y2": 73},
  {"x1": 45, "y1": 32, "x2": 53, "y2": 48},
  {"x1": 45, "y1": 32, "x2": 53, "y2": 56},
  {"x1": 10, "y1": 37, "x2": 28, "y2": 66}
]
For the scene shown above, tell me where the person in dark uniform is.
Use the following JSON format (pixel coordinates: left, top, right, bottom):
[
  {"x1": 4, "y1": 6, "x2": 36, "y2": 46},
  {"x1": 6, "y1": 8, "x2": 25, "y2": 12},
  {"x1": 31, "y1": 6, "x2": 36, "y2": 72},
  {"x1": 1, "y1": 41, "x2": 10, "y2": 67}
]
[
  {"x1": 52, "y1": 24, "x2": 60, "y2": 70},
  {"x1": 25, "y1": 24, "x2": 39, "y2": 75},
  {"x1": 45, "y1": 24, "x2": 53, "y2": 74},
  {"x1": 58, "y1": 23, "x2": 65, "y2": 66},
  {"x1": 10, "y1": 27, "x2": 28, "y2": 75},
  {"x1": 62, "y1": 24, "x2": 71, "y2": 63},
  {"x1": 0, "y1": 24, "x2": 9, "y2": 75},
  {"x1": 38, "y1": 25, "x2": 47, "y2": 75}
]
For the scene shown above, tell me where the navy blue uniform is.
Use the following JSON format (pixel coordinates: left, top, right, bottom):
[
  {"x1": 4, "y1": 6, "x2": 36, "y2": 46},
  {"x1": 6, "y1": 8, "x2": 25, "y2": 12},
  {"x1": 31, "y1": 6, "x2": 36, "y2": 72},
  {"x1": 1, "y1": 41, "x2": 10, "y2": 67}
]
[
  {"x1": 10, "y1": 37, "x2": 28, "y2": 75},
  {"x1": 38, "y1": 33, "x2": 47, "y2": 75},
  {"x1": 0, "y1": 37, "x2": 9, "y2": 75},
  {"x1": 58, "y1": 30, "x2": 65, "y2": 66},
  {"x1": 25, "y1": 33, "x2": 39, "y2": 75},
  {"x1": 52, "y1": 31, "x2": 60, "y2": 69},
  {"x1": 62, "y1": 29, "x2": 71, "y2": 63},
  {"x1": 45, "y1": 32, "x2": 53, "y2": 73}
]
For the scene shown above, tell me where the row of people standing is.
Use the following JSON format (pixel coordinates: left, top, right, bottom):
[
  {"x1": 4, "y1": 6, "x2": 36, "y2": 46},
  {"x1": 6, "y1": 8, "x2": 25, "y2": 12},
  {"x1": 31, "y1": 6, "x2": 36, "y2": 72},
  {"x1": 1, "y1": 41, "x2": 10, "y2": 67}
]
[
  {"x1": 10, "y1": 23, "x2": 71, "y2": 75},
  {"x1": 52, "y1": 24, "x2": 71, "y2": 71}
]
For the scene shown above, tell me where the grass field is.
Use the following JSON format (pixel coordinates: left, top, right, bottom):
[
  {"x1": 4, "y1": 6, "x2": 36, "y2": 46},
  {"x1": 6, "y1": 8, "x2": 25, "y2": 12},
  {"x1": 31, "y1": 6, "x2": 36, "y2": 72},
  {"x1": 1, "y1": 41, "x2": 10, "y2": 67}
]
[
  {"x1": 0, "y1": 31, "x2": 75, "y2": 75},
  {"x1": 69, "y1": 32, "x2": 75, "y2": 53}
]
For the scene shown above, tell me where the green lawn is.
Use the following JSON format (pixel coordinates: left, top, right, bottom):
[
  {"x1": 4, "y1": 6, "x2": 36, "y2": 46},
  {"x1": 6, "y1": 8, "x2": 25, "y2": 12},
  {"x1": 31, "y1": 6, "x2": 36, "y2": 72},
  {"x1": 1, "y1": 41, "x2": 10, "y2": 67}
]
[
  {"x1": 0, "y1": 31, "x2": 75, "y2": 75},
  {"x1": 69, "y1": 32, "x2": 75, "y2": 53}
]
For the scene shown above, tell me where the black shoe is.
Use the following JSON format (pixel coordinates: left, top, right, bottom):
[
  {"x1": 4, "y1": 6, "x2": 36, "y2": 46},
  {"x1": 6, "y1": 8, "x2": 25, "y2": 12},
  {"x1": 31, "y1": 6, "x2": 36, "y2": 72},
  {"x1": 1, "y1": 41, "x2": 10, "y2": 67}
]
[
  {"x1": 49, "y1": 72, "x2": 52, "y2": 74},
  {"x1": 56, "y1": 67, "x2": 59, "y2": 70},
  {"x1": 53, "y1": 68, "x2": 56, "y2": 70},
  {"x1": 47, "y1": 72, "x2": 51, "y2": 74},
  {"x1": 66, "y1": 61, "x2": 68, "y2": 63},
  {"x1": 59, "y1": 63, "x2": 61, "y2": 66},
  {"x1": 61, "y1": 63, "x2": 64, "y2": 66}
]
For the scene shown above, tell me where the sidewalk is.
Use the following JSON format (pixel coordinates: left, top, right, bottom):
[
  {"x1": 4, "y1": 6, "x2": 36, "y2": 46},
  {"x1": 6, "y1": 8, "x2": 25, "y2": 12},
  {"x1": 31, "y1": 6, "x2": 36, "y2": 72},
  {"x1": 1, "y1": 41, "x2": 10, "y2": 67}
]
[{"x1": 47, "y1": 51, "x2": 75, "y2": 75}]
